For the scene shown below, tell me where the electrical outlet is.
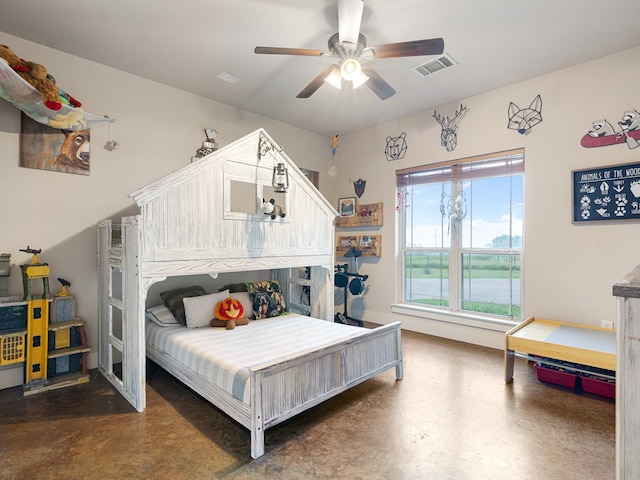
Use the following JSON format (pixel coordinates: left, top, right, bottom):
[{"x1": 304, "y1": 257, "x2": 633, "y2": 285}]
[{"x1": 601, "y1": 320, "x2": 615, "y2": 329}]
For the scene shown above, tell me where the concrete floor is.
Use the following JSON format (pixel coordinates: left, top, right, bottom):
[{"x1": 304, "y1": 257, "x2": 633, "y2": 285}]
[{"x1": 0, "y1": 329, "x2": 615, "y2": 480}]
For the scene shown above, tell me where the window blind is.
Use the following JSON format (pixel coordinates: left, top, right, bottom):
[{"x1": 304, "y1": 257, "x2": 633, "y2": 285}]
[{"x1": 396, "y1": 148, "x2": 524, "y2": 186}]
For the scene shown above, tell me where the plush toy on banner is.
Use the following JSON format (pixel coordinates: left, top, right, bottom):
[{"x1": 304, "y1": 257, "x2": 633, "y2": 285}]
[
  {"x1": 0, "y1": 44, "x2": 64, "y2": 111},
  {"x1": 433, "y1": 105, "x2": 468, "y2": 152},
  {"x1": 507, "y1": 95, "x2": 543, "y2": 135}
]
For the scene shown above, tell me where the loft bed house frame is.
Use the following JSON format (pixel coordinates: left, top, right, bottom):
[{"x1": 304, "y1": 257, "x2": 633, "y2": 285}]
[{"x1": 96, "y1": 129, "x2": 403, "y2": 458}]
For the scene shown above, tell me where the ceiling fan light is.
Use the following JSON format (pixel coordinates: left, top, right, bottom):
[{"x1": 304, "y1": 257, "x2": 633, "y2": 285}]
[
  {"x1": 352, "y1": 71, "x2": 369, "y2": 89},
  {"x1": 324, "y1": 68, "x2": 342, "y2": 89},
  {"x1": 341, "y1": 59, "x2": 362, "y2": 81}
]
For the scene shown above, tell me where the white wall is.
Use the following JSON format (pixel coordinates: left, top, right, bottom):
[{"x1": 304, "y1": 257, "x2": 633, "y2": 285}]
[
  {"x1": 0, "y1": 33, "x2": 330, "y2": 388},
  {"x1": 2, "y1": 31, "x2": 638, "y2": 388},
  {"x1": 333, "y1": 46, "x2": 640, "y2": 348}
]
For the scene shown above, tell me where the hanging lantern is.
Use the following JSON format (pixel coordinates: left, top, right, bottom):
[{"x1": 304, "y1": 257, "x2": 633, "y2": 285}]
[{"x1": 272, "y1": 162, "x2": 289, "y2": 193}]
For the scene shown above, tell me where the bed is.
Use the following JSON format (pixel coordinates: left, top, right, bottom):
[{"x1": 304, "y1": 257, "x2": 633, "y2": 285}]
[
  {"x1": 504, "y1": 316, "x2": 616, "y2": 383},
  {"x1": 97, "y1": 129, "x2": 403, "y2": 458}
]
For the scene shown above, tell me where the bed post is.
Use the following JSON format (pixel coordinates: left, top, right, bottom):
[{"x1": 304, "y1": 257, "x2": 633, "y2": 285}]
[
  {"x1": 310, "y1": 265, "x2": 333, "y2": 321},
  {"x1": 96, "y1": 219, "x2": 111, "y2": 376},
  {"x1": 395, "y1": 327, "x2": 404, "y2": 380},
  {"x1": 250, "y1": 371, "x2": 265, "y2": 459}
]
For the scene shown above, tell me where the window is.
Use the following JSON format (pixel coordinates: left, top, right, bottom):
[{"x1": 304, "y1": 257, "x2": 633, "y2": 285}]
[{"x1": 397, "y1": 149, "x2": 524, "y2": 319}]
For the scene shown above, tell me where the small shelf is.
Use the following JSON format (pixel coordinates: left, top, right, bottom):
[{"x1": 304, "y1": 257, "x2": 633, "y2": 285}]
[
  {"x1": 47, "y1": 345, "x2": 91, "y2": 360},
  {"x1": 47, "y1": 317, "x2": 90, "y2": 377},
  {"x1": 0, "y1": 58, "x2": 114, "y2": 131},
  {"x1": 49, "y1": 318, "x2": 86, "y2": 331},
  {"x1": 336, "y1": 235, "x2": 382, "y2": 257},
  {"x1": 335, "y1": 202, "x2": 383, "y2": 228}
]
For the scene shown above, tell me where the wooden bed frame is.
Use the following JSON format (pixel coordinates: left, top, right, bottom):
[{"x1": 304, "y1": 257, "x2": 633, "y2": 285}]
[
  {"x1": 96, "y1": 129, "x2": 403, "y2": 458},
  {"x1": 504, "y1": 316, "x2": 616, "y2": 383},
  {"x1": 146, "y1": 321, "x2": 402, "y2": 458}
]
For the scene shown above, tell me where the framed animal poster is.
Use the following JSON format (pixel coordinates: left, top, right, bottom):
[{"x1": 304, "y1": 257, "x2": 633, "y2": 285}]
[
  {"x1": 572, "y1": 161, "x2": 640, "y2": 223},
  {"x1": 338, "y1": 197, "x2": 356, "y2": 217},
  {"x1": 19, "y1": 113, "x2": 90, "y2": 175}
]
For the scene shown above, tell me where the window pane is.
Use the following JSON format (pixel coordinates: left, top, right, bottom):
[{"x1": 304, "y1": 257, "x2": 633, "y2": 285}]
[
  {"x1": 404, "y1": 184, "x2": 450, "y2": 248},
  {"x1": 460, "y1": 253, "x2": 521, "y2": 317},
  {"x1": 460, "y1": 175, "x2": 523, "y2": 249},
  {"x1": 404, "y1": 251, "x2": 449, "y2": 307},
  {"x1": 399, "y1": 151, "x2": 523, "y2": 320}
]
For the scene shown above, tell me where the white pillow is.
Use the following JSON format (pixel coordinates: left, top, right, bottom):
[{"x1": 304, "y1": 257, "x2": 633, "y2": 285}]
[
  {"x1": 230, "y1": 291, "x2": 254, "y2": 320},
  {"x1": 146, "y1": 304, "x2": 181, "y2": 326},
  {"x1": 183, "y1": 290, "x2": 230, "y2": 328}
]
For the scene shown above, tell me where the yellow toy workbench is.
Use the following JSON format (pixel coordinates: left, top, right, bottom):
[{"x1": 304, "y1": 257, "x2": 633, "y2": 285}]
[{"x1": 504, "y1": 317, "x2": 616, "y2": 383}]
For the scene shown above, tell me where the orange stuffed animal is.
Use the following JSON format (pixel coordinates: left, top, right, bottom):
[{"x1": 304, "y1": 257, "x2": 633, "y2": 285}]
[
  {"x1": 211, "y1": 297, "x2": 249, "y2": 330},
  {"x1": 0, "y1": 44, "x2": 62, "y2": 111}
]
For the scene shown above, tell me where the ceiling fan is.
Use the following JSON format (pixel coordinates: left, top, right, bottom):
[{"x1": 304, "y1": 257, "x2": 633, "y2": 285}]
[{"x1": 254, "y1": 0, "x2": 444, "y2": 100}]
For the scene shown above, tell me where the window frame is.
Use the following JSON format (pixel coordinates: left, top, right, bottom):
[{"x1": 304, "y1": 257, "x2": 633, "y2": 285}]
[{"x1": 396, "y1": 148, "x2": 524, "y2": 321}]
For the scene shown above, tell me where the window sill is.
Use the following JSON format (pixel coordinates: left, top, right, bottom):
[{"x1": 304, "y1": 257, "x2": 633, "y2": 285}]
[{"x1": 390, "y1": 303, "x2": 519, "y2": 333}]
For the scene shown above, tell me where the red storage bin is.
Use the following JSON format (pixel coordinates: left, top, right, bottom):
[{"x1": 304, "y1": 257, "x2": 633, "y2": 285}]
[
  {"x1": 535, "y1": 364, "x2": 578, "y2": 389},
  {"x1": 581, "y1": 376, "x2": 615, "y2": 399}
]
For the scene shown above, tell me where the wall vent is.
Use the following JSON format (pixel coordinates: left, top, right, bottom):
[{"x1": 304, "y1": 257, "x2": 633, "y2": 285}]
[{"x1": 412, "y1": 54, "x2": 458, "y2": 78}]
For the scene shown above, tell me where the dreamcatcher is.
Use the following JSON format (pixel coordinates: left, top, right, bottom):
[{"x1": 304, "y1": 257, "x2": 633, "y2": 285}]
[{"x1": 440, "y1": 179, "x2": 467, "y2": 234}]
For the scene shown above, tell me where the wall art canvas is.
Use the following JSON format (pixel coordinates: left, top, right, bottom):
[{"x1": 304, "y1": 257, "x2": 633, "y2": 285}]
[{"x1": 20, "y1": 113, "x2": 91, "y2": 175}]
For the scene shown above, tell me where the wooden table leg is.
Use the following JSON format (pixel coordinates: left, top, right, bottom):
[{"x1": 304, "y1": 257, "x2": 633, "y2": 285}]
[{"x1": 505, "y1": 349, "x2": 515, "y2": 383}]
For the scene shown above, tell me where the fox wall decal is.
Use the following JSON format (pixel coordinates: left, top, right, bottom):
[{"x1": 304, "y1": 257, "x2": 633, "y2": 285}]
[{"x1": 507, "y1": 95, "x2": 543, "y2": 134}]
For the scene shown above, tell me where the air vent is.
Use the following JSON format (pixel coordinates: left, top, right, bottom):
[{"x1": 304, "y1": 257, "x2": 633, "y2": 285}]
[
  {"x1": 412, "y1": 54, "x2": 457, "y2": 78},
  {"x1": 216, "y1": 72, "x2": 240, "y2": 84}
]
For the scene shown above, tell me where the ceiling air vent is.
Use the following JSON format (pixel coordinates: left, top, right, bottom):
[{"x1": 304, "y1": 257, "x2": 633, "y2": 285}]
[{"x1": 412, "y1": 54, "x2": 457, "y2": 78}]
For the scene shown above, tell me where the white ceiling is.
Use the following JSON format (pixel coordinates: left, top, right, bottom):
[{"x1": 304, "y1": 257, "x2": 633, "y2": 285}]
[{"x1": 1, "y1": 0, "x2": 640, "y2": 136}]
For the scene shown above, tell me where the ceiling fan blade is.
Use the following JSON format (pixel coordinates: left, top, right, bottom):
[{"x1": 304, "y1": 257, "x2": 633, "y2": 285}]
[
  {"x1": 369, "y1": 38, "x2": 444, "y2": 58},
  {"x1": 254, "y1": 46, "x2": 327, "y2": 56},
  {"x1": 296, "y1": 65, "x2": 337, "y2": 98},
  {"x1": 338, "y1": 0, "x2": 364, "y2": 46},
  {"x1": 361, "y1": 64, "x2": 396, "y2": 100}
]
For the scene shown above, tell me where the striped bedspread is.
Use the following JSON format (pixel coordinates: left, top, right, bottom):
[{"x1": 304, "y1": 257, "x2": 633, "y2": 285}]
[{"x1": 145, "y1": 314, "x2": 368, "y2": 404}]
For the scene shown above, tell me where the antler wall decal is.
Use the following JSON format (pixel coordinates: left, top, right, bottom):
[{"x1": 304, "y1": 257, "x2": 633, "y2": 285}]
[{"x1": 433, "y1": 104, "x2": 468, "y2": 151}]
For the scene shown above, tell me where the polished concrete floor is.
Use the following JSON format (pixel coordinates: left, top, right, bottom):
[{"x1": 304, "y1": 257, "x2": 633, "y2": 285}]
[{"x1": 0, "y1": 329, "x2": 615, "y2": 480}]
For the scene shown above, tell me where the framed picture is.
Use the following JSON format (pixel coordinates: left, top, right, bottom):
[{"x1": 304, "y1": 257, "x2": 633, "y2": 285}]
[
  {"x1": 20, "y1": 113, "x2": 91, "y2": 176},
  {"x1": 338, "y1": 197, "x2": 356, "y2": 217},
  {"x1": 572, "y1": 161, "x2": 640, "y2": 223}
]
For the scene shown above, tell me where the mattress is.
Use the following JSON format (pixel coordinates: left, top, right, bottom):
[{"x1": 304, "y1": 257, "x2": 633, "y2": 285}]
[{"x1": 145, "y1": 314, "x2": 368, "y2": 404}]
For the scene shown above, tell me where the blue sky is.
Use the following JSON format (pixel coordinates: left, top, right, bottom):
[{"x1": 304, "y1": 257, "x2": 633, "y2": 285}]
[{"x1": 405, "y1": 175, "x2": 523, "y2": 248}]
